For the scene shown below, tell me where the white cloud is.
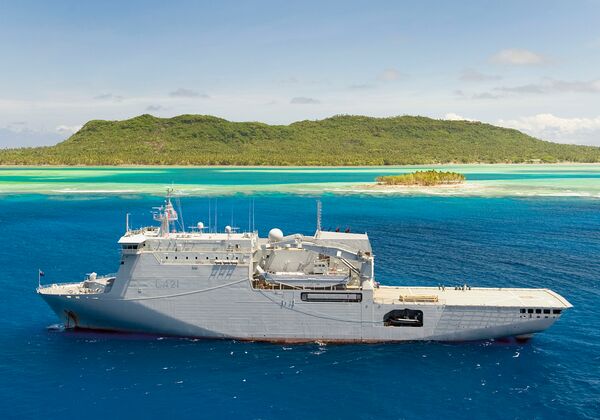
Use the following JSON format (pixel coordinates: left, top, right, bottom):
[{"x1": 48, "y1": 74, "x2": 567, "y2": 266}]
[
  {"x1": 498, "y1": 114, "x2": 600, "y2": 145},
  {"x1": 550, "y1": 79, "x2": 600, "y2": 93},
  {"x1": 94, "y1": 93, "x2": 124, "y2": 101},
  {"x1": 496, "y1": 84, "x2": 545, "y2": 94},
  {"x1": 455, "y1": 90, "x2": 501, "y2": 100},
  {"x1": 460, "y1": 69, "x2": 501, "y2": 82},
  {"x1": 0, "y1": 127, "x2": 63, "y2": 148},
  {"x1": 490, "y1": 48, "x2": 547, "y2": 65},
  {"x1": 472, "y1": 92, "x2": 501, "y2": 99},
  {"x1": 348, "y1": 83, "x2": 375, "y2": 90},
  {"x1": 377, "y1": 68, "x2": 404, "y2": 82},
  {"x1": 5, "y1": 121, "x2": 29, "y2": 133},
  {"x1": 277, "y1": 76, "x2": 300, "y2": 85},
  {"x1": 56, "y1": 125, "x2": 82, "y2": 134},
  {"x1": 444, "y1": 113, "x2": 475, "y2": 121},
  {"x1": 496, "y1": 79, "x2": 600, "y2": 95},
  {"x1": 146, "y1": 104, "x2": 164, "y2": 112},
  {"x1": 169, "y1": 88, "x2": 209, "y2": 98},
  {"x1": 290, "y1": 97, "x2": 320, "y2": 104}
]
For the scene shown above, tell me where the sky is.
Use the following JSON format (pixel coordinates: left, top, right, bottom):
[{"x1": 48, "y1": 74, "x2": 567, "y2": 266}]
[{"x1": 1, "y1": 0, "x2": 600, "y2": 147}]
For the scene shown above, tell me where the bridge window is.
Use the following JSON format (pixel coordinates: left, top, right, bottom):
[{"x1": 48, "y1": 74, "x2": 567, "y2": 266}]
[{"x1": 522, "y1": 308, "x2": 561, "y2": 316}]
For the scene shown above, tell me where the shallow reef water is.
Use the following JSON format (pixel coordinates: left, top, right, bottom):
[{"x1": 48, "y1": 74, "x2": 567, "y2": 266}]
[{"x1": 3, "y1": 164, "x2": 600, "y2": 197}]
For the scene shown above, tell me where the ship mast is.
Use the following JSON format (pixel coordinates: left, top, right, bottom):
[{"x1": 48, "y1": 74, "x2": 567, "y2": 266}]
[{"x1": 153, "y1": 188, "x2": 179, "y2": 236}]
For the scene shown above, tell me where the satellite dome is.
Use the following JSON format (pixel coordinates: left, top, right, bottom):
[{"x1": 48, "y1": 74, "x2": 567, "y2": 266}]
[
  {"x1": 225, "y1": 225, "x2": 232, "y2": 234},
  {"x1": 268, "y1": 228, "x2": 284, "y2": 242},
  {"x1": 197, "y1": 222, "x2": 204, "y2": 230}
]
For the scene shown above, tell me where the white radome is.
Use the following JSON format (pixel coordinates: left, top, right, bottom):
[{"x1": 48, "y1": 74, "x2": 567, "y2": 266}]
[{"x1": 268, "y1": 228, "x2": 284, "y2": 242}]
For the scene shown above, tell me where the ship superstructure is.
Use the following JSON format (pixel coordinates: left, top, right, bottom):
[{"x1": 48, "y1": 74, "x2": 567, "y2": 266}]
[{"x1": 37, "y1": 193, "x2": 572, "y2": 342}]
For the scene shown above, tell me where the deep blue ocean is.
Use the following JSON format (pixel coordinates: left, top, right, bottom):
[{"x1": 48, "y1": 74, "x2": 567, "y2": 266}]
[{"x1": 1, "y1": 194, "x2": 599, "y2": 419}]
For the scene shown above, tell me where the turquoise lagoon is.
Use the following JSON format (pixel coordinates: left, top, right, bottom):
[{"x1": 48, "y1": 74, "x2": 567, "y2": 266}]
[{"x1": 2, "y1": 164, "x2": 600, "y2": 197}]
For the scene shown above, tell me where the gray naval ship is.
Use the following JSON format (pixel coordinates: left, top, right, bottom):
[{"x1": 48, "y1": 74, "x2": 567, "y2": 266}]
[{"x1": 37, "y1": 193, "x2": 572, "y2": 342}]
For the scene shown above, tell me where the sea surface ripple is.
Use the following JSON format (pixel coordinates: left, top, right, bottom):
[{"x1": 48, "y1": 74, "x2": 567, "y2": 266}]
[{"x1": 0, "y1": 194, "x2": 599, "y2": 419}]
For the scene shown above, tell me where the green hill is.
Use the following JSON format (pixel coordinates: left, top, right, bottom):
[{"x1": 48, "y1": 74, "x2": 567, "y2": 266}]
[{"x1": 1, "y1": 114, "x2": 599, "y2": 165}]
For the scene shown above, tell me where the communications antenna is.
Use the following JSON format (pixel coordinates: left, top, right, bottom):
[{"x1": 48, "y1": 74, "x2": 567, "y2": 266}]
[
  {"x1": 175, "y1": 195, "x2": 185, "y2": 232},
  {"x1": 316, "y1": 199, "x2": 322, "y2": 235},
  {"x1": 215, "y1": 198, "x2": 218, "y2": 233},
  {"x1": 208, "y1": 199, "x2": 212, "y2": 234},
  {"x1": 252, "y1": 199, "x2": 255, "y2": 232}
]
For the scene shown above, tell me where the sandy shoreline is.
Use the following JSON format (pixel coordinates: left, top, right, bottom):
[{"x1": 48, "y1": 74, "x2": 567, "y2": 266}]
[{"x1": 362, "y1": 182, "x2": 464, "y2": 190}]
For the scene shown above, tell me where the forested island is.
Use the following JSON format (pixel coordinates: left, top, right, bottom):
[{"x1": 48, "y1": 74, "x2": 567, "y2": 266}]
[
  {"x1": 376, "y1": 170, "x2": 465, "y2": 186},
  {"x1": 1, "y1": 114, "x2": 600, "y2": 165}
]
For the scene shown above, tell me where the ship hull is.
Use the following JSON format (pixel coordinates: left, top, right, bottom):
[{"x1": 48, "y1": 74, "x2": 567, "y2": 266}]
[{"x1": 39, "y1": 282, "x2": 565, "y2": 343}]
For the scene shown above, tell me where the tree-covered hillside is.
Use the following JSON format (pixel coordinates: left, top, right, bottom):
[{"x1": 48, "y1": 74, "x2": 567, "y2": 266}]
[{"x1": 1, "y1": 114, "x2": 599, "y2": 165}]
